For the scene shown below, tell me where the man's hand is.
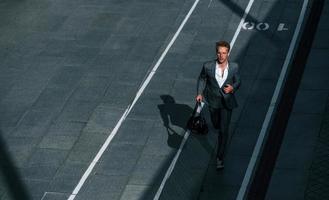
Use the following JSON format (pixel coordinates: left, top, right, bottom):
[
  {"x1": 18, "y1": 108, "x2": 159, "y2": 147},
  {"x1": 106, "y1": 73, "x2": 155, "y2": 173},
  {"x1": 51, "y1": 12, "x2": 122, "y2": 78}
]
[
  {"x1": 196, "y1": 94, "x2": 203, "y2": 102},
  {"x1": 223, "y1": 84, "x2": 234, "y2": 94}
]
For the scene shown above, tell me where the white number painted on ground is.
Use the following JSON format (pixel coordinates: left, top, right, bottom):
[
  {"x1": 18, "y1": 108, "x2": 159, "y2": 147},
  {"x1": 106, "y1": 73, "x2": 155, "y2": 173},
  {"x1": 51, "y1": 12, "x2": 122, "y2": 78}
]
[{"x1": 242, "y1": 22, "x2": 289, "y2": 31}]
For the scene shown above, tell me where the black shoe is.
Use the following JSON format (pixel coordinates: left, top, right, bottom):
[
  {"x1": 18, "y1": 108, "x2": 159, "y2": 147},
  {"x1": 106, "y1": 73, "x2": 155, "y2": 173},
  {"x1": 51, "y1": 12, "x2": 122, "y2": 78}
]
[{"x1": 216, "y1": 159, "x2": 224, "y2": 170}]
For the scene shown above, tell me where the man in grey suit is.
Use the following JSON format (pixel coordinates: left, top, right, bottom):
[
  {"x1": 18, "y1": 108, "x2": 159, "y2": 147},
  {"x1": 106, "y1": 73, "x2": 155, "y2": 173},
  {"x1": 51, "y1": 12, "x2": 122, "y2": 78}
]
[{"x1": 196, "y1": 41, "x2": 241, "y2": 170}]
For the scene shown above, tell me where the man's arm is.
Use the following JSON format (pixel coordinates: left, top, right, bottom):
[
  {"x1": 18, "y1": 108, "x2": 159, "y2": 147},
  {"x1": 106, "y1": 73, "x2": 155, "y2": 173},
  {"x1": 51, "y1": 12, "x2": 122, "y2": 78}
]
[
  {"x1": 196, "y1": 64, "x2": 207, "y2": 101},
  {"x1": 232, "y1": 65, "x2": 241, "y2": 91},
  {"x1": 223, "y1": 64, "x2": 241, "y2": 94}
]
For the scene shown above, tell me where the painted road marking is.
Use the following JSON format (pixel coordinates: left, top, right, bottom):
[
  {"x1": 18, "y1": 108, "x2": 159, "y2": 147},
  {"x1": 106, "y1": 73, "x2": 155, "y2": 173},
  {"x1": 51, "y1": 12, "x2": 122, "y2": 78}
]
[
  {"x1": 236, "y1": 0, "x2": 309, "y2": 199},
  {"x1": 242, "y1": 22, "x2": 289, "y2": 31},
  {"x1": 153, "y1": 0, "x2": 256, "y2": 199},
  {"x1": 66, "y1": 0, "x2": 201, "y2": 199}
]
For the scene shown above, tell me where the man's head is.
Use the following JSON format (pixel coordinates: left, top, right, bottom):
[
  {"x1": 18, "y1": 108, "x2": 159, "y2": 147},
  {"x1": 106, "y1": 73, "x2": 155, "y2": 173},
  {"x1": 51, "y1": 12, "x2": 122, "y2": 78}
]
[{"x1": 216, "y1": 41, "x2": 230, "y2": 64}]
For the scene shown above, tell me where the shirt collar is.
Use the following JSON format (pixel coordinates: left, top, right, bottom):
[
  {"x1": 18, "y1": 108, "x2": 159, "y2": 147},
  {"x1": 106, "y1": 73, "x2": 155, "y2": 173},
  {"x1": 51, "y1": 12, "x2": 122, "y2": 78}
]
[{"x1": 216, "y1": 61, "x2": 229, "y2": 70}]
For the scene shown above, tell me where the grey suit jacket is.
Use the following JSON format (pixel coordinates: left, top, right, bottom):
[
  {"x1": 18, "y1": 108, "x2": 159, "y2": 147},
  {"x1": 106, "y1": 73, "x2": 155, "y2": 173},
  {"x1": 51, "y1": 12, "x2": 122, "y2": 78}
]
[{"x1": 197, "y1": 60, "x2": 241, "y2": 109}]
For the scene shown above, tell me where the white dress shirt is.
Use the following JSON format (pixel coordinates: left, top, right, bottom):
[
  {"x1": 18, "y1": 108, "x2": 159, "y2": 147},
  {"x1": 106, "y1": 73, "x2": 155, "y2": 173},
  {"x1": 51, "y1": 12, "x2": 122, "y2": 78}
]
[{"x1": 215, "y1": 62, "x2": 229, "y2": 88}]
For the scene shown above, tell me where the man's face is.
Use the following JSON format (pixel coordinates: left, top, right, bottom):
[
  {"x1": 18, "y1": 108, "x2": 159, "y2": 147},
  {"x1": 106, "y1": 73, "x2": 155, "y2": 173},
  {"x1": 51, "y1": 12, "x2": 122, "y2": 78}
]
[{"x1": 217, "y1": 46, "x2": 229, "y2": 64}]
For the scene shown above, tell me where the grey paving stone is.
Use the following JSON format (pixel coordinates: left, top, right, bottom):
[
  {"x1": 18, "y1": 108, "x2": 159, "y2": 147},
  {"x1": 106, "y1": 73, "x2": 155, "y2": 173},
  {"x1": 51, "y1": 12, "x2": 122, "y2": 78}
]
[
  {"x1": 69, "y1": 86, "x2": 106, "y2": 103},
  {"x1": 83, "y1": 64, "x2": 114, "y2": 78},
  {"x1": 274, "y1": 139, "x2": 315, "y2": 169},
  {"x1": 56, "y1": 100, "x2": 98, "y2": 123},
  {"x1": 38, "y1": 135, "x2": 77, "y2": 150},
  {"x1": 179, "y1": 134, "x2": 216, "y2": 170},
  {"x1": 280, "y1": 2, "x2": 303, "y2": 22},
  {"x1": 2, "y1": 136, "x2": 38, "y2": 167},
  {"x1": 18, "y1": 109, "x2": 54, "y2": 127},
  {"x1": 83, "y1": 104, "x2": 125, "y2": 134},
  {"x1": 266, "y1": 168, "x2": 307, "y2": 200},
  {"x1": 114, "y1": 18, "x2": 147, "y2": 37},
  {"x1": 78, "y1": 75, "x2": 110, "y2": 88},
  {"x1": 20, "y1": 165, "x2": 58, "y2": 181},
  {"x1": 318, "y1": 12, "x2": 329, "y2": 30},
  {"x1": 10, "y1": 124, "x2": 48, "y2": 138},
  {"x1": 248, "y1": 79, "x2": 277, "y2": 102},
  {"x1": 204, "y1": 154, "x2": 250, "y2": 187},
  {"x1": 292, "y1": 90, "x2": 328, "y2": 114},
  {"x1": 120, "y1": 184, "x2": 152, "y2": 200},
  {"x1": 258, "y1": 57, "x2": 285, "y2": 80},
  {"x1": 228, "y1": 127, "x2": 259, "y2": 157},
  {"x1": 90, "y1": 12, "x2": 122, "y2": 29},
  {"x1": 31, "y1": 87, "x2": 71, "y2": 112},
  {"x1": 170, "y1": 32, "x2": 196, "y2": 55},
  {"x1": 63, "y1": 48, "x2": 100, "y2": 66},
  {"x1": 46, "y1": 66, "x2": 84, "y2": 89},
  {"x1": 198, "y1": 184, "x2": 239, "y2": 200},
  {"x1": 171, "y1": 79, "x2": 197, "y2": 104},
  {"x1": 48, "y1": 162, "x2": 88, "y2": 193},
  {"x1": 27, "y1": 148, "x2": 68, "y2": 167},
  {"x1": 76, "y1": 175, "x2": 128, "y2": 200},
  {"x1": 47, "y1": 121, "x2": 86, "y2": 137},
  {"x1": 1, "y1": 86, "x2": 43, "y2": 112},
  {"x1": 95, "y1": 143, "x2": 144, "y2": 176},
  {"x1": 306, "y1": 49, "x2": 329, "y2": 69},
  {"x1": 65, "y1": 132, "x2": 107, "y2": 163},
  {"x1": 24, "y1": 179, "x2": 51, "y2": 200},
  {"x1": 53, "y1": 161, "x2": 88, "y2": 181},
  {"x1": 101, "y1": 35, "x2": 138, "y2": 53},
  {"x1": 246, "y1": 35, "x2": 282, "y2": 57},
  {"x1": 240, "y1": 55, "x2": 266, "y2": 79},
  {"x1": 187, "y1": 43, "x2": 213, "y2": 61},
  {"x1": 111, "y1": 61, "x2": 151, "y2": 85},
  {"x1": 312, "y1": 29, "x2": 329, "y2": 49},
  {"x1": 237, "y1": 99, "x2": 271, "y2": 129},
  {"x1": 142, "y1": 122, "x2": 180, "y2": 156},
  {"x1": 283, "y1": 113, "x2": 323, "y2": 143},
  {"x1": 76, "y1": 30, "x2": 110, "y2": 48},
  {"x1": 128, "y1": 154, "x2": 173, "y2": 186},
  {"x1": 175, "y1": 58, "x2": 203, "y2": 76},
  {"x1": 159, "y1": 169, "x2": 204, "y2": 200},
  {"x1": 129, "y1": 96, "x2": 164, "y2": 121},
  {"x1": 48, "y1": 179, "x2": 77, "y2": 194},
  {"x1": 102, "y1": 81, "x2": 139, "y2": 107},
  {"x1": 125, "y1": 40, "x2": 164, "y2": 62},
  {"x1": 145, "y1": 75, "x2": 176, "y2": 96},
  {"x1": 41, "y1": 192, "x2": 69, "y2": 200},
  {"x1": 112, "y1": 118, "x2": 154, "y2": 145}
]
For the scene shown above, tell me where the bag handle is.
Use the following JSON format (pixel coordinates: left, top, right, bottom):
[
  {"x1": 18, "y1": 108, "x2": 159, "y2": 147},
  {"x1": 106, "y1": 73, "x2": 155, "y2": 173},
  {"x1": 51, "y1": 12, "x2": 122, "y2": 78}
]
[{"x1": 191, "y1": 101, "x2": 205, "y2": 117}]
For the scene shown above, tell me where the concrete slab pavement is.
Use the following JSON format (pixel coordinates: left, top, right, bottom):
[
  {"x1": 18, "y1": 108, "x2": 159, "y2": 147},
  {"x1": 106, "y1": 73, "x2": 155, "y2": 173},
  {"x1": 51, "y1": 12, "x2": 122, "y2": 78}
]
[
  {"x1": 0, "y1": 0, "x2": 323, "y2": 200},
  {"x1": 266, "y1": 0, "x2": 329, "y2": 199}
]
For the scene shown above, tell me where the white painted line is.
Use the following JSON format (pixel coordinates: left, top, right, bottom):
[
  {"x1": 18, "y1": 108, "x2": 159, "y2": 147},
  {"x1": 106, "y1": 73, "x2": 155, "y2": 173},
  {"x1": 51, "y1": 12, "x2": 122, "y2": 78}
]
[
  {"x1": 152, "y1": 1, "x2": 255, "y2": 199},
  {"x1": 208, "y1": 0, "x2": 213, "y2": 8},
  {"x1": 230, "y1": 0, "x2": 255, "y2": 50},
  {"x1": 236, "y1": 0, "x2": 309, "y2": 199},
  {"x1": 66, "y1": 1, "x2": 201, "y2": 200},
  {"x1": 153, "y1": 102, "x2": 204, "y2": 200}
]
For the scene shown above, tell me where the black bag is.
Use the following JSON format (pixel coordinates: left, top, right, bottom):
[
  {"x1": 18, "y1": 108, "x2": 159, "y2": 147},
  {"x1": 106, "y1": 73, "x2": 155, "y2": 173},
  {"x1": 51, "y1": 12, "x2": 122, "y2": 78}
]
[{"x1": 187, "y1": 102, "x2": 208, "y2": 135}]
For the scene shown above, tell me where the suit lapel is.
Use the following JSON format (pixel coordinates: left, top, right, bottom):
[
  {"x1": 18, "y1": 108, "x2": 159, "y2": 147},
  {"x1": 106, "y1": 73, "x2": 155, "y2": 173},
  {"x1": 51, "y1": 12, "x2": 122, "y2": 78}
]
[
  {"x1": 212, "y1": 61, "x2": 216, "y2": 79},
  {"x1": 223, "y1": 62, "x2": 233, "y2": 86}
]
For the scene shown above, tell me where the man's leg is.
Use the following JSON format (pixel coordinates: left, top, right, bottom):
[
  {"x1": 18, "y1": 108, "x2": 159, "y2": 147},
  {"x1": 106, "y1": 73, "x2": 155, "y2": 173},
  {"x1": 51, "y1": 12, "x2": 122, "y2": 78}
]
[
  {"x1": 217, "y1": 108, "x2": 232, "y2": 161},
  {"x1": 208, "y1": 107, "x2": 220, "y2": 129}
]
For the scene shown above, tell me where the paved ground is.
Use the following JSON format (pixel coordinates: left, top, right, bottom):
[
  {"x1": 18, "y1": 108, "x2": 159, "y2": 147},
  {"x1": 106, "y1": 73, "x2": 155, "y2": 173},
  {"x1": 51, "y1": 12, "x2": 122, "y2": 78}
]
[
  {"x1": 266, "y1": 1, "x2": 329, "y2": 199},
  {"x1": 0, "y1": 0, "x2": 327, "y2": 200}
]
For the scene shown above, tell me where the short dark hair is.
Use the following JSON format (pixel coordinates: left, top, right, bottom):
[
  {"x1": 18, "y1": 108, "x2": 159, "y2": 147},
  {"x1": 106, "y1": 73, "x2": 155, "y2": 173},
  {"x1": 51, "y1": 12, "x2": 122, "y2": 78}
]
[{"x1": 216, "y1": 41, "x2": 230, "y2": 52}]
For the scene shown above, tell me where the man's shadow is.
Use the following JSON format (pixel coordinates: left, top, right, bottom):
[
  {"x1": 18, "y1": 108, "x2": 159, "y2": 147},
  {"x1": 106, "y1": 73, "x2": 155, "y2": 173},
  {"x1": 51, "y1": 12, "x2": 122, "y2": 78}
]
[{"x1": 158, "y1": 95, "x2": 193, "y2": 149}]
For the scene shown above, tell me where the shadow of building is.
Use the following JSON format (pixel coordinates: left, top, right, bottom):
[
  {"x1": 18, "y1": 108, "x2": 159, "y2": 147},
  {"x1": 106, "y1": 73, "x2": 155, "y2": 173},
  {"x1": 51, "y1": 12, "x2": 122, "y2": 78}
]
[{"x1": 0, "y1": 129, "x2": 31, "y2": 200}]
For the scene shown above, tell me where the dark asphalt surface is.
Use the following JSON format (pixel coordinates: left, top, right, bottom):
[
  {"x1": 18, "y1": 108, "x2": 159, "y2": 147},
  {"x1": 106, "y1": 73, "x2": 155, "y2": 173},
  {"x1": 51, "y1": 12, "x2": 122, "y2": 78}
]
[{"x1": 0, "y1": 0, "x2": 328, "y2": 200}]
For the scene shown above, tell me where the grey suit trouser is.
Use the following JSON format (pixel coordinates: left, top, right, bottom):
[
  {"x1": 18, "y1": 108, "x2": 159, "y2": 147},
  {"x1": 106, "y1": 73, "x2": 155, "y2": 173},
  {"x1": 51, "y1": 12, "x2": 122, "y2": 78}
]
[{"x1": 209, "y1": 106, "x2": 232, "y2": 161}]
